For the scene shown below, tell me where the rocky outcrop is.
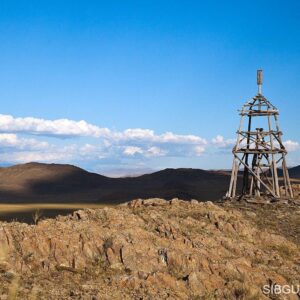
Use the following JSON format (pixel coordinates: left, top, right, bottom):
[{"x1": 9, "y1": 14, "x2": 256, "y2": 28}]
[{"x1": 0, "y1": 198, "x2": 299, "y2": 299}]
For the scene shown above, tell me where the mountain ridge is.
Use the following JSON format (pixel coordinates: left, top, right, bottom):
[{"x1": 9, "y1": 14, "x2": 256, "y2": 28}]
[{"x1": 0, "y1": 162, "x2": 299, "y2": 203}]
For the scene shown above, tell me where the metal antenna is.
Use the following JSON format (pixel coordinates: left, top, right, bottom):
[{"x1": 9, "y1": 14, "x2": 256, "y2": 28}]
[{"x1": 257, "y1": 69, "x2": 263, "y2": 95}]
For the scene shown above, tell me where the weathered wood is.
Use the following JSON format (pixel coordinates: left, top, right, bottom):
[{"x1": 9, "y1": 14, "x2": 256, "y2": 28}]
[
  {"x1": 235, "y1": 150, "x2": 285, "y2": 154},
  {"x1": 282, "y1": 156, "x2": 294, "y2": 198},
  {"x1": 268, "y1": 114, "x2": 280, "y2": 197},
  {"x1": 226, "y1": 70, "x2": 293, "y2": 201},
  {"x1": 232, "y1": 160, "x2": 238, "y2": 198},
  {"x1": 235, "y1": 155, "x2": 276, "y2": 197},
  {"x1": 227, "y1": 159, "x2": 236, "y2": 198}
]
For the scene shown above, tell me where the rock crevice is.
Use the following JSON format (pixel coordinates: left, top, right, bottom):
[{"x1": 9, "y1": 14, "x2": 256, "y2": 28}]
[{"x1": 0, "y1": 198, "x2": 299, "y2": 299}]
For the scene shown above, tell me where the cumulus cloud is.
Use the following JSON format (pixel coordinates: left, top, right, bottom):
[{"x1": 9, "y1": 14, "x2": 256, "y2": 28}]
[
  {"x1": 212, "y1": 135, "x2": 235, "y2": 148},
  {"x1": 0, "y1": 114, "x2": 209, "y2": 162},
  {"x1": 123, "y1": 145, "x2": 168, "y2": 158},
  {"x1": 0, "y1": 144, "x2": 76, "y2": 164},
  {"x1": 0, "y1": 114, "x2": 110, "y2": 138},
  {"x1": 0, "y1": 151, "x2": 66, "y2": 163},
  {"x1": 145, "y1": 146, "x2": 167, "y2": 157},
  {"x1": 212, "y1": 135, "x2": 299, "y2": 154},
  {"x1": 194, "y1": 146, "x2": 205, "y2": 156},
  {"x1": 0, "y1": 114, "x2": 207, "y2": 146},
  {"x1": 0, "y1": 133, "x2": 49, "y2": 150},
  {"x1": 79, "y1": 144, "x2": 98, "y2": 155},
  {"x1": 123, "y1": 146, "x2": 143, "y2": 156},
  {"x1": 1, "y1": 114, "x2": 298, "y2": 169},
  {"x1": 283, "y1": 140, "x2": 299, "y2": 152},
  {"x1": 121, "y1": 129, "x2": 206, "y2": 144}
]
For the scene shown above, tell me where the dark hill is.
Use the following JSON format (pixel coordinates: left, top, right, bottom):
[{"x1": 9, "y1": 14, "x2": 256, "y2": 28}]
[
  {"x1": 0, "y1": 163, "x2": 298, "y2": 204},
  {"x1": 0, "y1": 163, "x2": 233, "y2": 203},
  {"x1": 286, "y1": 165, "x2": 300, "y2": 179},
  {"x1": 276, "y1": 165, "x2": 300, "y2": 179}
]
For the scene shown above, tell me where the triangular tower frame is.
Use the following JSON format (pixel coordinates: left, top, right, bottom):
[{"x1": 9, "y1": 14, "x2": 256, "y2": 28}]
[{"x1": 226, "y1": 70, "x2": 294, "y2": 199}]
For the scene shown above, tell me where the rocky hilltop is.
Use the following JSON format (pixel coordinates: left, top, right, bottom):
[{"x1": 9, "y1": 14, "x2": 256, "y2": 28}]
[{"x1": 0, "y1": 198, "x2": 300, "y2": 299}]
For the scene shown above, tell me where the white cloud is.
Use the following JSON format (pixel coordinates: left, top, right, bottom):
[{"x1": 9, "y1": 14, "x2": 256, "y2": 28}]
[
  {"x1": 194, "y1": 146, "x2": 205, "y2": 156},
  {"x1": 122, "y1": 129, "x2": 155, "y2": 141},
  {"x1": 1, "y1": 114, "x2": 298, "y2": 170},
  {"x1": 158, "y1": 132, "x2": 206, "y2": 144},
  {"x1": 0, "y1": 147, "x2": 75, "y2": 164},
  {"x1": 212, "y1": 135, "x2": 300, "y2": 154},
  {"x1": 0, "y1": 114, "x2": 212, "y2": 165},
  {"x1": 145, "y1": 146, "x2": 167, "y2": 157},
  {"x1": 123, "y1": 146, "x2": 167, "y2": 157},
  {"x1": 0, "y1": 114, "x2": 110, "y2": 138},
  {"x1": 283, "y1": 140, "x2": 299, "y2": 152},
  {"x1": 0, "y1": 152, "x2": 59, "y2": 163},
  {"x1": 123, "y1": 146, "x2": 143, "y2": 156},
  {"x1": 212, "y1": 135, "x2": 235, "y2": 148},
  {"x1": 0, "y1": 115, "x2": 207, "y2": 147},
  {"x1": 0, "y1": 133, "x2": 49, "y2": 150},
  {"x1": 2, "y1": 114, "x2": 298, "y2": 169},
  {"x1": 0, "y1": 114, "x2": 208, "y2": 161},
  {"x1": 79, "y1": 144, "x2": 98, "y2": 155},
  {"x1": 122, "y1": 129, "x2": 206, "y2": 144}
]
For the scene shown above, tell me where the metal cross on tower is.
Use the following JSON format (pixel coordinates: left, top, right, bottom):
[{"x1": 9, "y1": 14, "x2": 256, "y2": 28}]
[{"x1": 226, "y1": 70, "x2": 294, "y2": 200}]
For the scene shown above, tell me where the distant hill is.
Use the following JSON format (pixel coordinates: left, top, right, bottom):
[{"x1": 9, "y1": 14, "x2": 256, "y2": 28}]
[
  {"x1": 0, "y1": 162, "x2": 233, "y2": 203},
  {"x1": 287, "y1": 165, "x2": 300, "y2": 179},
  {"x1": 276, "y1": 165, "x2": 300, "y2": 179},
  {"x1": 0, "y1": 162, "x2": 298, "y2": 204}
]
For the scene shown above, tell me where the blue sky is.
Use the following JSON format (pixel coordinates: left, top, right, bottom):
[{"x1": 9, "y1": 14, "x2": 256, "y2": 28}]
[{"x1": 0, "y1": 0, "x2": 299, "y2": 175}]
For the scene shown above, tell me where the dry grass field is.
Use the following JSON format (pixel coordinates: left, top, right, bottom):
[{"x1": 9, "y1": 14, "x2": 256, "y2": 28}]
[
  {"x1": 0, "y1": 203, "x2": 113, "y2": 224},
  {"x1": 0, "y1": 203, "x2": 112, "y2": 213}
]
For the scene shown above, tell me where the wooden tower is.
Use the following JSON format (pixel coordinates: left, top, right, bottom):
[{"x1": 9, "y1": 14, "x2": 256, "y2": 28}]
[{"x1": 226, "y1": 70, "x2": 294, "y2": 199}]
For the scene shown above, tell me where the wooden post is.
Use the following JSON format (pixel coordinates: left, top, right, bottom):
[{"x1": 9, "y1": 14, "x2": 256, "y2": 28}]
[
  {"x1": 226, "y1": 70, "x2": 293, "y2": 201},
  {"x1": 268, "y1": 114, "x2": 280, "y2": 197}
]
